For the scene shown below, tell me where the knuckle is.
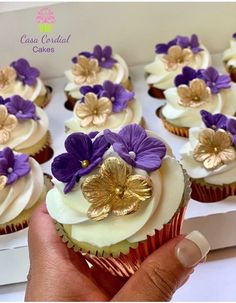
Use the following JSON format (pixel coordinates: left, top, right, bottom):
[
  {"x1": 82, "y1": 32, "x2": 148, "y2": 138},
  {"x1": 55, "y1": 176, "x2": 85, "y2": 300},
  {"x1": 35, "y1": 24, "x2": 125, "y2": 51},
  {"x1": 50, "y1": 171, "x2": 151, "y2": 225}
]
[{"x1": 142, "y1": 261, "x2": 179, "y2": 301}]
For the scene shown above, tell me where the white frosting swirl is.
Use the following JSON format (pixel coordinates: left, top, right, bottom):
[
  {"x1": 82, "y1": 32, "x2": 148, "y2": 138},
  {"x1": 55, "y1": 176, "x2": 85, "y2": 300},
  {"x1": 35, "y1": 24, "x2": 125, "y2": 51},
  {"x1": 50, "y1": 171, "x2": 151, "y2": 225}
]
[
  {"x1": 0, "y1": 107, "x2": 49, "y2": 151},
  {"x1": 0, "y1": 157, "x2": 44, "y2": 224},
  {"x1": 223, "y1": 39, "x2": 236, "y2": 69},
  {"x1": 145, "y1": 45, "x2": 211, "y2": 90},
  {"x1": 162, "y1": 85, "x2": 236, "y2": 128},
  {"x1": 46, "y1": 131, "x2": 185, "y2": 247},
  {"x1": 64, "y1": 54, "x2": 129, "y2": 99},
  {"x1": 180, "y1": 126, "x2": 236, "y2": 185},
  {"x1": 0, "y1": 78, "x2": 47, "y2": 103},
  {"x1": 65, "y1": 99, "x2": 142, "y2": 134}
]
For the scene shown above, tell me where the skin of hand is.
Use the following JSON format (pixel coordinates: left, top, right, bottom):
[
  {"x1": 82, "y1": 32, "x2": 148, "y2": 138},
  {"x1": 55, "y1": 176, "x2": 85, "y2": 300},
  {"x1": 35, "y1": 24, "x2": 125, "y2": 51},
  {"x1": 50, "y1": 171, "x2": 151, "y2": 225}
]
[{"x1": 25, "y1": 203, "x2": 207, "y2": 301}]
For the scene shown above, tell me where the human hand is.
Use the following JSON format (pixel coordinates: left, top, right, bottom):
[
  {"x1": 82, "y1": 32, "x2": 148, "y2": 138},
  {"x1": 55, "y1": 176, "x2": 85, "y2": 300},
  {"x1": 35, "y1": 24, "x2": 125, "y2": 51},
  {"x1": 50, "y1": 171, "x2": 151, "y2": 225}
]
[{"x1": 25, "y1": 203, "x2": 210, "y2": 301}]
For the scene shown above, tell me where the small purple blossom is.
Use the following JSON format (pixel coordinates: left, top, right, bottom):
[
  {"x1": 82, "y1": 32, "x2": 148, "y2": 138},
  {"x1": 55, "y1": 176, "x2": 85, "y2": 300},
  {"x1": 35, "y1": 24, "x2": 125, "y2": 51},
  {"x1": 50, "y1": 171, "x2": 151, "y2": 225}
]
[
  {"x1": 0, "y1": 147, "x2": 31, "y2": 185},
  {"x1": 11, "y1": 58, "x2": 40, "y2": 86},
  {"x1": 51, "y1": 132, "x2": 110, "y2": 194},
  {"x1": 155, "y1": 37, "x2": 177, "y2": 54},
  {"x1": 199, "y1": 67, "x2": 231, "y2": 94},
  {"x1": 200, "y1": 110, "x2": 227, "y2": 130},
  {"x1": 104, "y1": 124, "x2": 166, "y2": 171},
  {"x1": 92, "y1": 45, "x2": 117, "y2": 69},
  {"x1": 101, "y1": 80, "x2": 134, "y2": 113},
  {"x1": 226, "y1": 119, "x2": 236, "y2": 148},
  {"x1": 174, "y1": 66, "x2": 202, "y2": 86},
  {"x1": 6, "y1": 95, "x2": 39, "y2": 121},
  {"x1": 80, "y1": 84, "x2": 104, "y2": 103}
]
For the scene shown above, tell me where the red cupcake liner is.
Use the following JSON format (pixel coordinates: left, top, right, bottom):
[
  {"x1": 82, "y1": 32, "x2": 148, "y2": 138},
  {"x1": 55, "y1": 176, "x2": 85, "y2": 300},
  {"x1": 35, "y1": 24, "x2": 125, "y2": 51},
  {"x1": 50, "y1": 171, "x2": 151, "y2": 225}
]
[{"x1": 148, "y1": 85, "x2": 166, "y2": 99}]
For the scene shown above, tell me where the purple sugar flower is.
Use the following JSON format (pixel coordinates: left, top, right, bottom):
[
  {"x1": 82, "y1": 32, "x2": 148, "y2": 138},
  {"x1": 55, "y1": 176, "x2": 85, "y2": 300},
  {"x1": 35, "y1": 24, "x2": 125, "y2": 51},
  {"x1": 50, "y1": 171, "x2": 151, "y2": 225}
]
[
  {"x1": 92, "y1": 45, "x2": 117, "y2": 69},
  {"x1": 155, "y1": 37, "x2": 177, "y2": 54},
  {"x1": 104, "y1": 124, "x2": 166, "y2": 171},
  {"x1": 88, "y1": 131, "x2": 99, "y2": 139},
  {"x1": 79, "y1": 84, "x2": 103, "y2": 103},
  {"x1": 0, "y1": 97, "x2": 10, "y2": 105},
  {"x1": 11, "y1": 58, "x2": 40, "y2": 86},
  {"x1": 101, "y1": 80, "x2": 134, "y2": 112},
  {"x1": 232, "y1": 33, "x2": 236, "y2": 39},
  {"x1": 0, "y1": 147, "x2": 31, "y2": 185},
  {"x1": 176, "y1": 34, "x2": 202, "y2": 54},
  {"x1": 51, "y1": 132, "x2": 110, "y2": 194},
  {"x1": 6, "y1": 95, "x2": 39, "y2": 120},
  {"x1": 200, "y1": 67, "x2": 231, "y2": 94},
  {"x1": 226, "y1": 119, "x2": 236, "y2": 148},
  {"x1": 174, "y1": 66, "x2": 200, "y2": 86},
  {"x1": 200, "y1": 110, "x2": 227, "y2": 130},
  {"x1": 72, "y1": 51, "x2": 92, "y2": 63}
]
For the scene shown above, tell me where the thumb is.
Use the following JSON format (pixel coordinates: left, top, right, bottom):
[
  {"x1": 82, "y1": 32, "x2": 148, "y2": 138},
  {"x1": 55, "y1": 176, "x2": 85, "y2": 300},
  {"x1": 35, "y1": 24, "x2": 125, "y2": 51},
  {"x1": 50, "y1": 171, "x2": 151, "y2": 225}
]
[{"x1": 113, "y1": 231, "x2": 210, "y2": 301}]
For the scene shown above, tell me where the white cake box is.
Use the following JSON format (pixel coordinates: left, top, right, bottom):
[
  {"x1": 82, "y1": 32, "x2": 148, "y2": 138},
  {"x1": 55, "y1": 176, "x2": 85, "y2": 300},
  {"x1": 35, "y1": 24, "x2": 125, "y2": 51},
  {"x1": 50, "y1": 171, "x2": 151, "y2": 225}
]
[{"x1": 1, "y1": 2, "x2": 236, "y2": 286}]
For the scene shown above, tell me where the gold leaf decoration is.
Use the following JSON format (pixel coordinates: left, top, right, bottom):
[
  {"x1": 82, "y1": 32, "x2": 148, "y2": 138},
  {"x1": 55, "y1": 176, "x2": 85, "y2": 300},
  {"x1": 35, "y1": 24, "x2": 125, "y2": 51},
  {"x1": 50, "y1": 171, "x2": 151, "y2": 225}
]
[
  {"x1": 72, "y1": 56, "x2": 100, "y2": 84},
  {"x1": 0, "y1": 67, "x2": 16, "y2": 90},
  {"x1": 177, "y1": 79, "x2": 211, "y2": 108},
  {"x1": 0, "y1": 175, "x2": 7, "y2": 191},
  {"x1": 82, "y1": 157, "x2": 153, "y2": 221},
  {"x1": 193, "y1": 128, "x2": 236, "y2": 170},
  {"x1": 76, "y1": 92, "x2": 112, "y2": 127},
  {"x1": 0, "y1": 105, "x2": 18, "y2": 144},
  {"x1": 162, "y1": 45, "x2": 193, "y2": 71}
]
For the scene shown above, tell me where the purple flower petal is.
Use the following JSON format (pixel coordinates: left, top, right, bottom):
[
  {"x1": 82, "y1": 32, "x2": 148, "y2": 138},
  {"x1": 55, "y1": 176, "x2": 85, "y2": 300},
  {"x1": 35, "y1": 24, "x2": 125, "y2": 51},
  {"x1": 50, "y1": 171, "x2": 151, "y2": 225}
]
[
  {"x1": 88, "y1": 131, "x2": 99, "y2": 139},
  {"x1": 64, "y1": 175, "x2": 78, "y2": 194},
  {"x1": 93, "y1": 45, "x2": 103, "y2": 59},
  {"x1": 233, "y1": 33, "x2": 236, "y2": 39},
  {"x1": 175, "y1": 66, "x2": 199, "y2": 86},
  {"x1": 91, "y1": 135, "x2": 110, "y2": 161},
  {"x1": 11, "y1": 58, "x2": 40, "y2": 86},
  {"x1": 119, "y1": 124, "x2": 147, "y2": 151},
  {"x1": 65, "y1": 133, "x2": 93, "y2": 161},
  {"x1": 226, "y1": 118, "x2": 236, "y2": 135},
  {"x1": 155, "y1": 38, "x2": 177, "y2": 54},
  {"x1": 78, "y1": 51, "x2": 92, "y2": 58},
  {"x1": 104, "y1": 46, "x2": 112, "y2": 58}
]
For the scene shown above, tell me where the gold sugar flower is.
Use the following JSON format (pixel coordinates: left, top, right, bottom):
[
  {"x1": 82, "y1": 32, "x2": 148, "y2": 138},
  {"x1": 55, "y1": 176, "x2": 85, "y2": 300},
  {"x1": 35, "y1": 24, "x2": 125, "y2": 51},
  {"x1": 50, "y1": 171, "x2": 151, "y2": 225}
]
[
  {"x1": 82, "y1": 157, "x2": 153, "y2": 221},
  {"x1": 177, "y1": 79, "x2": 211, "y2": 108},
  {"x1": 76, "y1": 92, "x2": 112, "y2": 127},
  {"x1": 72, "y1": 56, "x2": 100, "y2": 84},
  {"x1": 0, "y1": 105, "x2": 18, "y2": 144},
  {"x1": 0, "y1": 175, "x2": 7, "y2": 190},
  {"x1": 0, "y1": 67, "x2": 17, "y2": 90},
  {"x1": 193, "y1": 128, "x2": 236, "y2": 170},
  {"x1": 162, "y1": 45, "x2": 193, "y2": 71}
]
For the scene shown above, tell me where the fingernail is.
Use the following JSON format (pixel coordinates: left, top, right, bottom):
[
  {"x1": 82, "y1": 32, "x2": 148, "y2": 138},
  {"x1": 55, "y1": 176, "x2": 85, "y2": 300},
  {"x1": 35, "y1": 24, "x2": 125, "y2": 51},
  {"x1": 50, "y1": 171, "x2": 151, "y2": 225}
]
[{"x1": 175, "y1": 231, "x2": 210, "y2": 268}]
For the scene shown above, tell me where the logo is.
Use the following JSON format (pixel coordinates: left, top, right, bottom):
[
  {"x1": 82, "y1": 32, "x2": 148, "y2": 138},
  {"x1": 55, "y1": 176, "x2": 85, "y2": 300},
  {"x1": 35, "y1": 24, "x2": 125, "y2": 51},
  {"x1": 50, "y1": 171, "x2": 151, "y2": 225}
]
[{"x1": 36, "y1": 7, "x2": 55, "y2": 33}]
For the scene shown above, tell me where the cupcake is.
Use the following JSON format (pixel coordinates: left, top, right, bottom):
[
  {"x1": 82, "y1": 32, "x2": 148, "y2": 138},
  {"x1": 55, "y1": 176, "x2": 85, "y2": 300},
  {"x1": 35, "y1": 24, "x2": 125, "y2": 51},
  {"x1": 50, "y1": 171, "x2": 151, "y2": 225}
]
[
  {"x1": 145, "y1": 34, "x2": 211, "y2": 99},
  {"x1": 65, "y1": 81, "x2": 143, "y2": 134},
  {"x1": 0, "y1": 58, "x2": 52, "y2": 108},
  {"x1": 46, "y1": 124, "x2": 190, "y2": 277},
  {"x1": 0, "y1": 147, "x2": 49, "y2": 235},
  {"x1": 223, "y1": 33, "x2": 236, "y2": 82},
  {"x1": 64, "y1": 45, "x2": 132, "y2": 110},
  {"x1": 0, "y1": 95, "x2": 53, "y2": 164},
  {"x1": 180, "y1": 110, "x2": 236, "y2": 202},
  {"x1": 158, "y1": 66, "x2": 236, "y2": 137}
]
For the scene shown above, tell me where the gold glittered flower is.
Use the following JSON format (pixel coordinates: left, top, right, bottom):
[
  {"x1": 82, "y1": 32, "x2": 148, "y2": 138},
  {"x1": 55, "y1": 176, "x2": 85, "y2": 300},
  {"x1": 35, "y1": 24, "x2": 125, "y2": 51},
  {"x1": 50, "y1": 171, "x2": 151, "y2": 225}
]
[
  {"x1": 193, "y1": 128, "x2": 236, "y2": 170},
  {"x1": 72, "y1": 56, "x2": 100, "y2": 84},
  {"x1": 177, "y1": 79, "x2": 211, "y2": 108},
  {"x1": 76, "y1": 92, "x2": 112, "y2": 127},
  {"x1": 162, "y1": 45, "x2": 193, "y2": 71},
  {"x1": 0, "y1": 105, "x2": 18, "y2": 144},
  {"x1": 0, "y1": 67, "x2": 17, "y2": 90},
  {"x1": 0, "y1": 175, "x2": 7, "y2": 191},
  {"x1": 82, "y1": 157, "x2": 153, "y2": 221}
]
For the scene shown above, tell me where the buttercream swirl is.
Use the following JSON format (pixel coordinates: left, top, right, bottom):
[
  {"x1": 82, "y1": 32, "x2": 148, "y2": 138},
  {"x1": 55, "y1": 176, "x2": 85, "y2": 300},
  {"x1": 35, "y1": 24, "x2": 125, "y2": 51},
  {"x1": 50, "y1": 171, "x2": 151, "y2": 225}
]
[
  {"x1": 46, "y1": 131, "x2": 185, "y2": 247},
  {"x1": 162, "y1": 86, "x2": 236, "y2": 128},
  {"x1": 0, "y1": 106, "x2": 49, "y2": 151},
  {"x1": 0, "y1": 157, "x2": 44, "y2": 224},
  {"x1": 145, "y1": 45, "x2": 211, "y2": 90},
  {"x1": 65, "y1": 54, "x2": 129, "y2": 99},
  {"x1": 223, "y1": 39, "x2": 236, "y2": 69}
]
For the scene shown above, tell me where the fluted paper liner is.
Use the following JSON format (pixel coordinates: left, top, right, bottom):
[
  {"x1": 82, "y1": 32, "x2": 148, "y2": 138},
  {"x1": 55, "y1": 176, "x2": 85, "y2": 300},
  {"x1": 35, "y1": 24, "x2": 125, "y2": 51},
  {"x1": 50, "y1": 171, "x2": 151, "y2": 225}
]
[
  {"x1": 34, "y1": 85, "x2": 53, "y2": 108},
  {"x1": 0, "y1": 173, "x2": 53, "y2": 235},
  {"x1": 156, "y1": 107, "x2": 189, "y2": 138},
  {"x1": 55, "y1": 167, "x2": 191, "y2": 277},
  {"x1": 191, "y1": 178, "x2": 236, "y2": 203}
]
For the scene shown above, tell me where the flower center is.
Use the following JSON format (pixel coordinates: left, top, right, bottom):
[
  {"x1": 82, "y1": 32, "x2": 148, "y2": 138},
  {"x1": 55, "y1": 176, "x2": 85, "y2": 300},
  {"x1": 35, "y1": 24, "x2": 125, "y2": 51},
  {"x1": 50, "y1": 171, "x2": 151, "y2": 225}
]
[
  {"x1": 81, "y1": 160, "x2": 90, "y2": 168},
  {"x1": 214, "y1": 147, "x2": 218, "y2": 153},
  {"x1": 115, "y1": 186, "x2": 124, "y2": 197},
  {"x1": 212, "y1": 125, "x2": 216, "y2": 130},
  {"x1": 101, "y1": 57, "x2": 106, "y2": 62},
  {"x1": 18, "y1": 110, "x2": 23, "y2": 114},
  {"x1": 111, "y1": 96, "x2": 115, "y2": 102},
  {"x1": 93, "y1": 109, "x2": 98, "y2": 115},
  {"x1": 129, "y1": 151, "x2": 136, "y2": 160},
  {"x1": 7, "y1": 167, "x2": 13, "y2": 173},
  {"x1": 193, "y1": 96, "x2": 200, "y2": 102}
]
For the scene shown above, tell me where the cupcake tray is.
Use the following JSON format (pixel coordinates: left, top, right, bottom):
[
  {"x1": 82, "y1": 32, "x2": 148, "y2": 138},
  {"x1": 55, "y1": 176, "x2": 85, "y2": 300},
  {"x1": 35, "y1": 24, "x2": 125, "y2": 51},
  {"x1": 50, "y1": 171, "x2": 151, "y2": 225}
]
[{"x1": 1, "y1": 54, "x2": 236, "y2": 286}]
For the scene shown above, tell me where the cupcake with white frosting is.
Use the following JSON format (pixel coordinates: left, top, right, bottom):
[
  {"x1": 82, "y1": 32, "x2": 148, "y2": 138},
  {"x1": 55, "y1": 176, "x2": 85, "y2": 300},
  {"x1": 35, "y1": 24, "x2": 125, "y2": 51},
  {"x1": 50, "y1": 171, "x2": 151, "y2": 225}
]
[
  {"x1": 223, "y1": 33, "x2": 236, "y2": 82},
  {"x1": 65, "y1": 81, "x2": 143, "y2": 134},
  {"x1": 180, "y1": 110, "x2": 236, "y2": 202},
  {"x1": 46, "y1": 124, "x2": 190, "y2": 277},
  {"x1": 145, "y1": 34, "x2": 211, "y2": 99},
  {"x1": 158, "y1": 66, "x2": 236, "y2": 137},
  {"x1": 0, "y1": 58, "x2": 51, "y2": 108},
  {"x1": 0, "y1": 95, "x2": 53, "y2": 164},
  {"x1": 64, "y1": 45, "x2": 132, "y2": 110},
  {"x1": 0, "y1": 147, "x2": 47, "y2": 234}
]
